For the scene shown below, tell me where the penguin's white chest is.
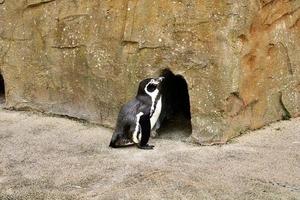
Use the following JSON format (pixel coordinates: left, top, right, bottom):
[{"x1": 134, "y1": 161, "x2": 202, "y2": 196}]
[{"x1": 150, "y1": 97, "x2": 162, "y2": 129}]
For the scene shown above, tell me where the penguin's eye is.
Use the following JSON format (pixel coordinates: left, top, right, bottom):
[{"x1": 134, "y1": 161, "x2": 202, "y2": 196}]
[{"x1": 147, "y1": 83, "x2": 157, "y2": 92}]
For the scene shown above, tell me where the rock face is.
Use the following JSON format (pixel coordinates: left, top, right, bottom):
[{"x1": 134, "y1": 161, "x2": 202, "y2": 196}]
[{"x1": 0, "y1": 0, "x2": 299, "y2": 143}]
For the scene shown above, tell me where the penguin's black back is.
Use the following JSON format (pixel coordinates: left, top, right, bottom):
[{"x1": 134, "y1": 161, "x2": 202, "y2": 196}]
[
  {"x1": 110, "y1": 95, "x2": 152, "y2": 145},
  {"x1": 110, "y1": 77, "x2": 163, "y2": 148},
  {"x1": 115, "y1": 98, "x2": 150, "y2": 130}
]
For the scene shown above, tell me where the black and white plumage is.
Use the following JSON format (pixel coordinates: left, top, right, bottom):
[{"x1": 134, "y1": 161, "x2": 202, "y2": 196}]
[{"x1": 109, "y1": 77, "x2": 164, "y2": 149}]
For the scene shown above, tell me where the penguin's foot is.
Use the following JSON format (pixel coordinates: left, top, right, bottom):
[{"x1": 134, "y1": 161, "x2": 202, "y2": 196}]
[{"x1": 138, "y1": 144, "x2": 155, "y2": 150}]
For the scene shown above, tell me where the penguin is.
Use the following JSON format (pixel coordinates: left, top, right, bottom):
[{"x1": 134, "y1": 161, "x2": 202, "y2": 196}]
[{"x1": 109, "y1": 76, "x2": 164, "y2": 150}]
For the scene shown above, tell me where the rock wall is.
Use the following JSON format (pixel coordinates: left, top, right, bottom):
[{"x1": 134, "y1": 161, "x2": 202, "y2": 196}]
[{"x1": 0, "y1": 0, "x2": 299, "y2": 143}]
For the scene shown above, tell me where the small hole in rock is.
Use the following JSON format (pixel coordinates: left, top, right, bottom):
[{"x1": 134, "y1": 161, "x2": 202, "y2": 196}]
[
  {"x1": 0, "y1": 74, "x2": 5, "y2": 105},
  {"x1": 156, "y1": 68, "x2": 192, "y2": 140}
]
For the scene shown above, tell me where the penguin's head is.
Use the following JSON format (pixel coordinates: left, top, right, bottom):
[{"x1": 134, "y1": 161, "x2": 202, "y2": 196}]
[{"x1": 137, "y1": 77, "x2": 164, "y2": 98}]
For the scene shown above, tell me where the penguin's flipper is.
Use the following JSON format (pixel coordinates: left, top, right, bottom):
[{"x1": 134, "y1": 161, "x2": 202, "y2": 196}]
[{"x1": 138, "y1": 113, "x2": 154, "y2": 150}]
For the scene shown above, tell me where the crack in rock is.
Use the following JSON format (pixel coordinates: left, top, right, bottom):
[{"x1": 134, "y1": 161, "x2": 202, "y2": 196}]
[{"x1": 25, "y1": 0, "x2": 56, "y2": 9}]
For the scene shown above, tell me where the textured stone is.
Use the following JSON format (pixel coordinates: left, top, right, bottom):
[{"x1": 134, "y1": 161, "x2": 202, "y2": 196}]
[{"x1": 0, "y1": 0, "x2": 299, "y2": 143}]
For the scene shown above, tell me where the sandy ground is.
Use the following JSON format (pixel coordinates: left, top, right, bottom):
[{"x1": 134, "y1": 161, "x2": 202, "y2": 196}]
[{"x1": 0, "y1": 108, "x2": 299, "y2": 200}]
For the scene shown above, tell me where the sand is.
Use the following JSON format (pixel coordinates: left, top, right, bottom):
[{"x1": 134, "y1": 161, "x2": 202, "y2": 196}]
[{"x1": 0, "y1": 108, "x2": 299, "y2": 199}]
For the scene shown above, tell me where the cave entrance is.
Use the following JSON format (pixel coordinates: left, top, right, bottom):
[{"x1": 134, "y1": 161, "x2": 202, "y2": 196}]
[
  {"x1": 156, "y1": 69, "x2": 192, "y2": 141},
  {"x1": 0, "y1": 74, "x2": 5, "y2": 105}
]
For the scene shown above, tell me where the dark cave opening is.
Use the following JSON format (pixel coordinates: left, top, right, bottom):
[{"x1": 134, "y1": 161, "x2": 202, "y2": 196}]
[
  {"x1": 156, "y1": 69, "x2": 192, "y2": 140},
  {"x1": 0, "y1": 74, "x2": 5, "y2": 104}
]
